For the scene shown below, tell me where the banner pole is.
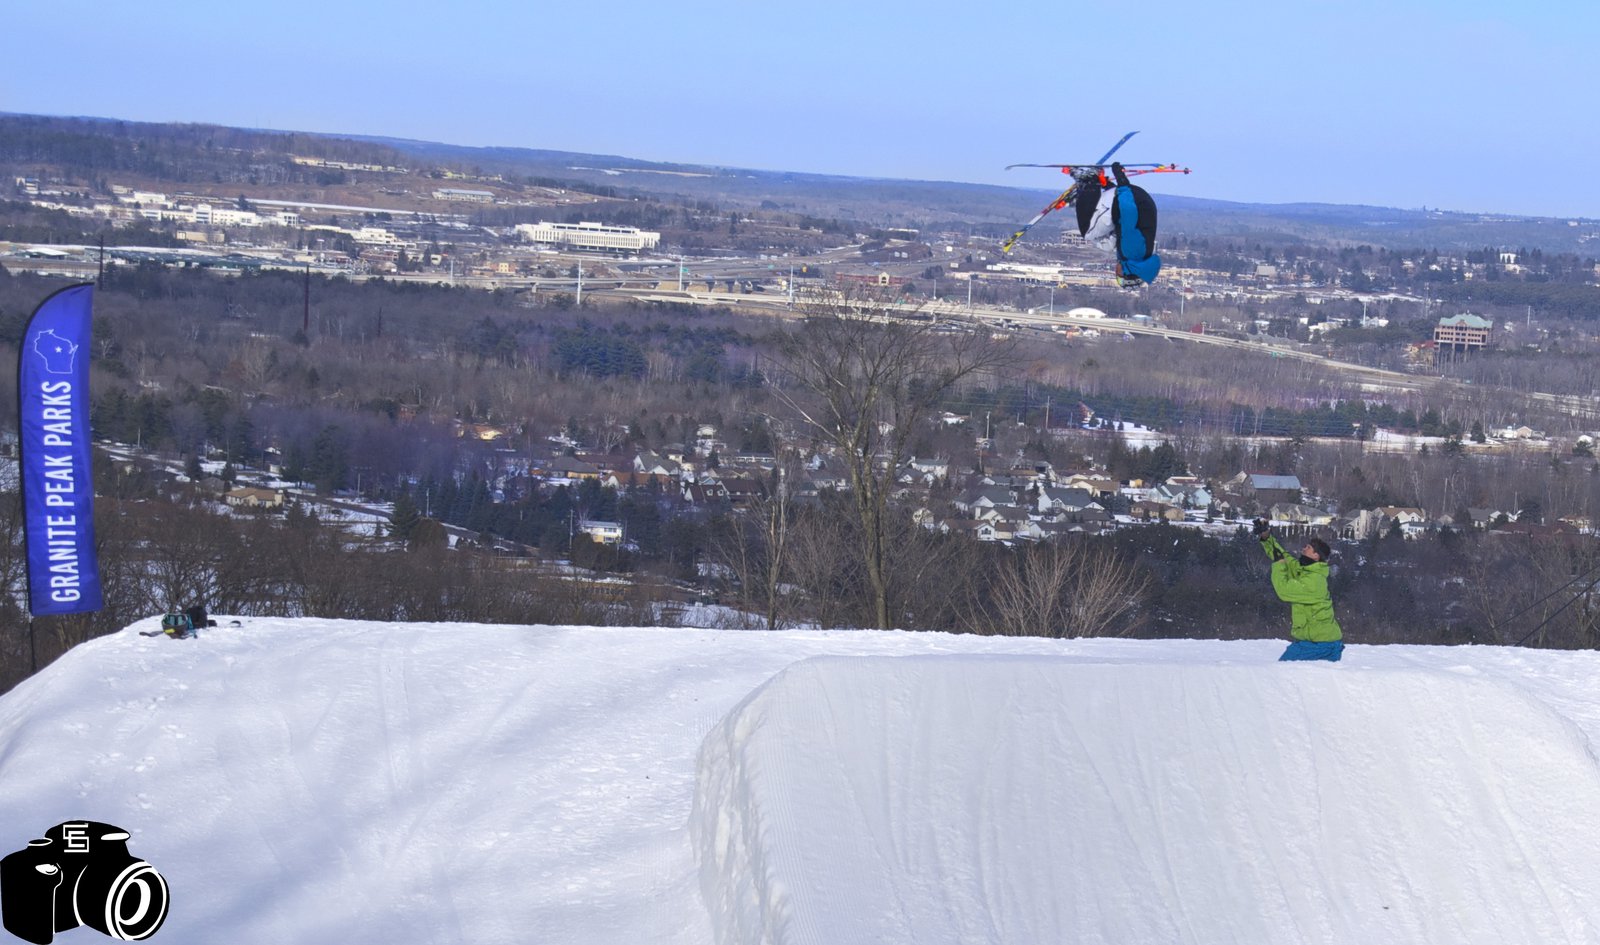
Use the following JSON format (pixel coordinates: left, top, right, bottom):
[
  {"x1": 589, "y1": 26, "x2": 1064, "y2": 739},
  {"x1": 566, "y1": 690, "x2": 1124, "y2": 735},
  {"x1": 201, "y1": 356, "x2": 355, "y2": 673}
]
[{"x1": 28, "y1": 616, "x2": 37, "y2": 675}]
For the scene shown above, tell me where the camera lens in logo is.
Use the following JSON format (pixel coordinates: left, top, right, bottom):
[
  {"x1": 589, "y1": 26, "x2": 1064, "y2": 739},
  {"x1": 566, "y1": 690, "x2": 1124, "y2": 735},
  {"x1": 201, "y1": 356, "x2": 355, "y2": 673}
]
[{"x1": 80, "y1": 859, "x2": 169, "y2": 940}]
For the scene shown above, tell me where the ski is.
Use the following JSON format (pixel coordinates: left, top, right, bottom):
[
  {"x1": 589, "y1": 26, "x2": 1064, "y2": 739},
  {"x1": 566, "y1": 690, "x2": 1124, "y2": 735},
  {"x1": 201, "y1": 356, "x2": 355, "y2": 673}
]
[
  {"x1": 1001, "y1": 130, "x2": 1138, "y2": 254},
  {"x1": 1115, "y1": 165, "x2": 1189, "y2": 177},
  {"x1": 1008, "y1": 164, "x2": 1190, "y2": 180},
  {"x1": 1004, "y1": 161, "x2": 1176, "y2": 171}
]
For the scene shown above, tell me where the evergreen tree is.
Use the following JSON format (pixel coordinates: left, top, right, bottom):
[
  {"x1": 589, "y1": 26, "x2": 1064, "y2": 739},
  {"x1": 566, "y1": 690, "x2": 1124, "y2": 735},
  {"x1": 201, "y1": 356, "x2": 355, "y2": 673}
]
[
  {"x1": 389, "y1": 492, "x2": 422, "y2": 542},
  {"x1": 411, "y1": 517, "x2": 448, "y2": 550},
  {"x1": 224, "y1": 412, "x2": 256, "y2": 464},
  {"x1": 308, "y1": 424, "x2": 349, "y2": 493},
  {"x1": 282, "y1": 440, "x2": 310, "y2": 484}
]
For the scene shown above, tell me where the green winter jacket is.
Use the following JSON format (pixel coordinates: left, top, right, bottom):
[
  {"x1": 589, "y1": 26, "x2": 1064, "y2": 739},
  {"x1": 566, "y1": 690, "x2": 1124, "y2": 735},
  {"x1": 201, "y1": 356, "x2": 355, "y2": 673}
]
[{"x1": 1261, "y1": 535, "x2": 1342, "y2": 642}]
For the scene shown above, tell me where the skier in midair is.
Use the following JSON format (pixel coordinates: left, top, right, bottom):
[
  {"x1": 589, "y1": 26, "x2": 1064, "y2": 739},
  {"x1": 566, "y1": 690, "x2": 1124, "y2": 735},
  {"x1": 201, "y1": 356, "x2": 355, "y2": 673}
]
[{"x1": 1073, "y1": 162, "x2": 1162, "y2": 287}]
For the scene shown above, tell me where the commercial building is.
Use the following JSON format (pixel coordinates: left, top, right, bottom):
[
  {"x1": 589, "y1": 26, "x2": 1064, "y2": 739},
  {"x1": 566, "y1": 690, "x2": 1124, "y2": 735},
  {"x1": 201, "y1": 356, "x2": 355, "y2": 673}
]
[
  {"x1": 432, "y1": 188, "x2": 496, "y2": 203},
  {"x1": 1434, "y1": 314, "x2": 1493, "y2": 360},
  {"x1": 514, "y1": 221, "x2": 660, "y2": 253}
]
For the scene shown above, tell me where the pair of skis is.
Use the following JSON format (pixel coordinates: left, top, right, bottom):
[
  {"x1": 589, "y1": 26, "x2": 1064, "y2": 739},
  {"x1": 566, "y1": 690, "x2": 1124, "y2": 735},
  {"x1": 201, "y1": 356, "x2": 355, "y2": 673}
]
[{"x1": 999, "y1": 131, "x2": 1188, "y2": 254}]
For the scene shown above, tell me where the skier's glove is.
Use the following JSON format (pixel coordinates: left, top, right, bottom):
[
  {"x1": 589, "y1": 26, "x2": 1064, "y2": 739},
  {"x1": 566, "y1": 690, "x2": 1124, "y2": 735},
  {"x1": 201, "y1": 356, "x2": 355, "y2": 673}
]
[{"x1": 1252, "y1": 519, "x2": 1271, "y2": 540}]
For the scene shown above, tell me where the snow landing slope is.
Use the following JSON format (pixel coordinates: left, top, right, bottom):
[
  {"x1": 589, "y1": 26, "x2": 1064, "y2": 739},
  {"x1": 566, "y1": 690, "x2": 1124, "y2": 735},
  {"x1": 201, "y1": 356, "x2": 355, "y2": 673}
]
[
  {"x1": 693, "y1": 656, "x2": 1600, "y2": 944},
  {"x1": 1, "y1": 620, "x2": 1600, "y2": 945}
]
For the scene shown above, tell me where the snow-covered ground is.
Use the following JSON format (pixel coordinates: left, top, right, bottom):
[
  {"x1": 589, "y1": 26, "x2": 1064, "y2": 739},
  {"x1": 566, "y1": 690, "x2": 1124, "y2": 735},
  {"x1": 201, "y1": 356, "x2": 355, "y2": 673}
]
[{"x1": 2, "y1": 620, "x2": 1599, "y2": 944}]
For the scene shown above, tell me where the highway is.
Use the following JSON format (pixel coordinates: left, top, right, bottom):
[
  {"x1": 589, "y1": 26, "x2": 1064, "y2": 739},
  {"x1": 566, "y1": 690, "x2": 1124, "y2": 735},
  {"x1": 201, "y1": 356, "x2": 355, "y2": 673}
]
[
  {"x1": 612, "y1": 285, "x2": 1600, "y2": 421},
  {"x1": 9, "y1": 247, "x2": 1595, "y2": 421},
  {"x1": 618, "y1": 283, "x2": 1425, "y2": 381}
]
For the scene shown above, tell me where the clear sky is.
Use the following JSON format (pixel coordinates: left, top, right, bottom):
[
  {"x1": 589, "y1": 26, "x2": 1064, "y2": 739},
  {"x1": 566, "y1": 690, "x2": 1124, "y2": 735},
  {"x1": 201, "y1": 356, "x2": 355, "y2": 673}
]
[{"x1": 4, "y1": 0, "x2": 1597, "y2": 218}]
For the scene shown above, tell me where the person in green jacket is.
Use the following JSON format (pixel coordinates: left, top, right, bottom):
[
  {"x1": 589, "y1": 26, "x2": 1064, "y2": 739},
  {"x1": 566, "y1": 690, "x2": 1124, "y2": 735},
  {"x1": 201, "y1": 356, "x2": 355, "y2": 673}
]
[{"x1": 1252, "y1": 519, "x2": 1343, "y2": 662}]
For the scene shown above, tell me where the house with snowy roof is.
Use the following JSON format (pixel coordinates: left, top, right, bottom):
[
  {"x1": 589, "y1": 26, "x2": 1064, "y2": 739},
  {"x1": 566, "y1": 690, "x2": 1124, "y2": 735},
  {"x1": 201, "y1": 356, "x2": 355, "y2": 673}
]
[
  {"x1": 634, "y1": 451, "x2": 682, "y2": 477},
  {"x1": 1234, "y1": 472, "x2": 1302, "y2": 508},
  {"x1": 1036, "y1": 486, "x2": 1101, "y2": 516},
  {"x1": 1151, "y1": 481, "x2": 1213, "y2": 509},
  {"x1": 955, "y1": 484, "x2": 1020, "y2": 514}
]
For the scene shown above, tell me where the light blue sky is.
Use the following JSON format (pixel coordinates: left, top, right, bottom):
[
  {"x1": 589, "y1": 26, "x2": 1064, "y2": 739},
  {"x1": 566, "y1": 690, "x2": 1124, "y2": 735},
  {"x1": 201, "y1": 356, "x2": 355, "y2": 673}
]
[{"x1": 4, "y1": 1, "x2": 1596, "y2": 218}]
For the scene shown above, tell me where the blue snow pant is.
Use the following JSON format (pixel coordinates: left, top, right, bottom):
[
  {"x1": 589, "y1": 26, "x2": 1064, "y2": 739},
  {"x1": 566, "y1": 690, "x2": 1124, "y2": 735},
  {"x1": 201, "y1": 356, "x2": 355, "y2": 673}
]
[{"x1": 1279, "y1": 640, "x2": 1344, "y2": 662}]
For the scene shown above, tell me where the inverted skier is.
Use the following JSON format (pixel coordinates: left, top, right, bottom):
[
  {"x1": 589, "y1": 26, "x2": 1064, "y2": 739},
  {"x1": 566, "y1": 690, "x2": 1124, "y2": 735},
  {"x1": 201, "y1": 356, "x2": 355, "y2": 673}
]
[{"x1": 1072, "y1": 162, "x2": 1162, "y2": 288}]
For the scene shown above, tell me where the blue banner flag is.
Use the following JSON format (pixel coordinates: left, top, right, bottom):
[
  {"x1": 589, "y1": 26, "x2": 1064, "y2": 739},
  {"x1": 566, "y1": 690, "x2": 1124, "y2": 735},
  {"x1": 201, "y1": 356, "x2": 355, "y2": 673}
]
[{"x1": 19, "y1": 283, "x2": 102, "y2": 615}]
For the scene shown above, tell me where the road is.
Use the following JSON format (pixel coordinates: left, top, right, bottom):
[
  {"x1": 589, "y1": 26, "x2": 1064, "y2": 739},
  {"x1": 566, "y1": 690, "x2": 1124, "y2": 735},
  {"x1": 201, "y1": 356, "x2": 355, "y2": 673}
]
[
  {"x1": 10, "y1": 246, "x2": 1593, "y2": 421},
  {"x1": 616, "y1": 284, "x2": 1431, "y2": 387},
  {"x1": 609, "y1": 285, "x2": 1600, "y2": 421}
]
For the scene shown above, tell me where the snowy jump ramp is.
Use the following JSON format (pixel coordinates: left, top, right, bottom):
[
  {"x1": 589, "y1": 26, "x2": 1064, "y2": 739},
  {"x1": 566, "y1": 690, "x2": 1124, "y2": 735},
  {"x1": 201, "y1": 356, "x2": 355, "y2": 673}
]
[{"x1": 692, "y1": 656, "x2": 1600, "y2": 945}]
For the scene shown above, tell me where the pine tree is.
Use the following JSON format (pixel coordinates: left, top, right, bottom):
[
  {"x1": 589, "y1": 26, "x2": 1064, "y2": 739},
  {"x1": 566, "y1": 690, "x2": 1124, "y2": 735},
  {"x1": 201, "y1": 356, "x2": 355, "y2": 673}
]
[{"x1": 389, "y1": 492, "x2": 421, "y2": 542}]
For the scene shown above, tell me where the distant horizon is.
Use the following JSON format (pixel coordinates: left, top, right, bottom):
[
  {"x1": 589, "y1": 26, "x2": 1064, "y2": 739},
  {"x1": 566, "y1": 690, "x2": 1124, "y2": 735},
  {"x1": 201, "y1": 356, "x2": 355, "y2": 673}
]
[
  {"x1": 8, "y1": 109, "x2": 1592, "y2": 226},
  {"x1": 4, "y1": 1, "x2": 1596, "y2": 220}
]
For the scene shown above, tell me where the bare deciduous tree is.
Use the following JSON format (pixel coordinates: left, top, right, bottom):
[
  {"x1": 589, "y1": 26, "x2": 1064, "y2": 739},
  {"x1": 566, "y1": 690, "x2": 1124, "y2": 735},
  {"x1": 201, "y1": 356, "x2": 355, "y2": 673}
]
[
  {"x1": 771, "y1": 287, "x2": 1013, "y2": 629},
  {"x1": 1060, "y1": 538, "x2": 1152, "y2": 638},
  {"x1": 707, "y1": 453, "x2": 800, "y2": 630},
  {"x1": 972, "y1": 538, "x2": 1150, "y2": 638},
  {"x1": 140, "y1": 498, "x2": 234, "y2": 613},
  {"x1": 0, "y1": 478, "x2": 32, "y2": 688},
  {"x1": 785, "y1": 501, "x2": 859, "y2": 629}
]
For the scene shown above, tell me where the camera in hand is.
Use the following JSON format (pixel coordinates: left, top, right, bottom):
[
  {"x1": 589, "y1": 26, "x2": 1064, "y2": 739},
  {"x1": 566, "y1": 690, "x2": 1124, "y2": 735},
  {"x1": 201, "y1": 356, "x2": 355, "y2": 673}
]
[{"x1": 1, "y1": 822, "x2": 168, "y2": 943}]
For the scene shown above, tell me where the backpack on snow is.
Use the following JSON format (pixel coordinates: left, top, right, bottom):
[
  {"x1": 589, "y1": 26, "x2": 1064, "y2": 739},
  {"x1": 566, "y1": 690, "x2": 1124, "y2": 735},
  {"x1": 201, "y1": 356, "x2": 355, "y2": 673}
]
[{"x1": 161, "y1": 612, "x2": 196, "y2": 639}]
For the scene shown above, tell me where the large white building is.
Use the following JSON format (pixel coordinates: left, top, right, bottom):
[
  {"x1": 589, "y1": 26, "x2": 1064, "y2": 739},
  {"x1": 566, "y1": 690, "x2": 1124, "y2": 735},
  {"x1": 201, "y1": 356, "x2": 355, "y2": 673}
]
[
  {"x1": 352, "y1": 226, "x2": 400, "y2": 245},
  {"x1": 514, "y1": 221, "x2": 660, "y2": 253},
  {"x1": 193, "y1": 204, "x2": 261, "y2": 227},
  {"x1": 433, "y1": 188, "x2": 496, "y2": 203}
]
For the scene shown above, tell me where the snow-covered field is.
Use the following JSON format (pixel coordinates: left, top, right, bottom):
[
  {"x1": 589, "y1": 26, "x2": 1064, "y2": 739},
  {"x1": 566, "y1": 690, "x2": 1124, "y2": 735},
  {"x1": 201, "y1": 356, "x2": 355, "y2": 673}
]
[{"x1": 2, "y1": 619, "x2": 1599, "y2": 944}]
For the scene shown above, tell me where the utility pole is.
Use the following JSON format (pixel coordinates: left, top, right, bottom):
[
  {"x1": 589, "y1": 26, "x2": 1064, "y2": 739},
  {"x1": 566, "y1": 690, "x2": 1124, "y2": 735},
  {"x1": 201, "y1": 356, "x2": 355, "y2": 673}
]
[
  {"x1": 678, "y1": 255, "x2": 686, "y2": 292},
  {"x1": 1044, "y1": 397, "x2": 1051, "y2": 433},
  {"x1": 788, "y1": 264, "x2": 795, "y2": 308},
  {"x1": 97, "y1": 236, "x2": 105, "y2": 287},
  {"x1": 967, "y1": 277, "x2": 973, "y2": 314},
  {"x1": 575, "y1": 262, "x2": 583, "y2": 308},
  {"x1": 303, "y1": 262, "x2": 310, "y2": 335}
]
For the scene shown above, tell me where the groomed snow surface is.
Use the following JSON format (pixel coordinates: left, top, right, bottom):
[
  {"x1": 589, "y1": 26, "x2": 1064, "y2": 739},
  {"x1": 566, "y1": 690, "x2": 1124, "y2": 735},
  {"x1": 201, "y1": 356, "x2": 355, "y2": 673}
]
[{"x1": 2, "y1": 621, "x2": 1600, "y2": 945}]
